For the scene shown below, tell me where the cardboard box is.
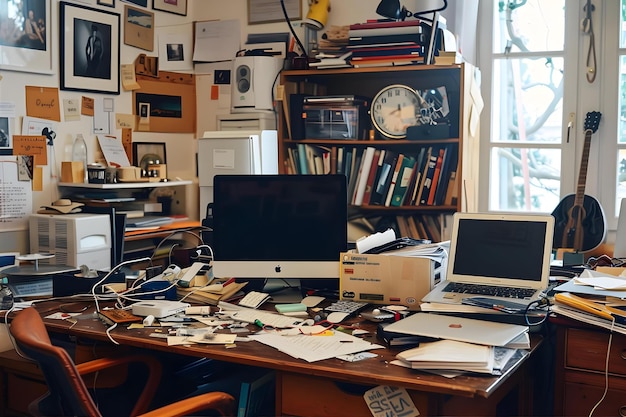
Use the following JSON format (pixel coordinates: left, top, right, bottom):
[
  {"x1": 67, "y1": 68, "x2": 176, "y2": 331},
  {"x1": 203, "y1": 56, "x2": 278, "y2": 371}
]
[
  {"x1": 61, "y1": 161, "x2": 84, "y2": 183},
  {"x1": 339, "y1": 252, "x2": 445, "y2": 310}
]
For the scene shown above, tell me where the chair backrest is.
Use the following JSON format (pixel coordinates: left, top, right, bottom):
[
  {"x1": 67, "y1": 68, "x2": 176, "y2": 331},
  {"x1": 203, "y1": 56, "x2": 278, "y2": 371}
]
[{"x1": 9, "y1": 307, "x2": 102, "y2": 417}]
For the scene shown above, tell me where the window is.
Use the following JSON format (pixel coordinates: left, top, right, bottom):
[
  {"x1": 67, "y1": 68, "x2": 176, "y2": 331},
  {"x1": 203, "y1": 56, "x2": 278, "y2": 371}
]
[{"x1": 477, "y1": 0, "x2": 623, "y2": 233}]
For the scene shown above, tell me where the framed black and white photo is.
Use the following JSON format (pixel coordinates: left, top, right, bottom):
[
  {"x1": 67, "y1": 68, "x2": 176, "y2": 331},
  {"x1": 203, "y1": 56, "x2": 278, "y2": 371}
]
[
  {"x1": 158, "y1": 31, "x2": 192, "y2": 71},
  {"x1": 153, "y1": 0, "x2": 187, "y2": 16},
  {"x1": 123, "y1": 0, "x2": 148, "y2": 7},
  {"x1": 0, "y1": 117, "x2": 12, "y2": 155},
  {"x1": 0, "y1": 0, "x2": 51, "y2": 74},
  {"x1": 60, "y1": 2, "x2": 120, "y2": 95}
]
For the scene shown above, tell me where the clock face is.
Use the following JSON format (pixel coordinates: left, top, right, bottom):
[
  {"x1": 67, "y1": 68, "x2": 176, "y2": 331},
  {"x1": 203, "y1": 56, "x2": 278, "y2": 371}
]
[{"x1": 370, "y1": 84, "x2": 421, "y2": 139}]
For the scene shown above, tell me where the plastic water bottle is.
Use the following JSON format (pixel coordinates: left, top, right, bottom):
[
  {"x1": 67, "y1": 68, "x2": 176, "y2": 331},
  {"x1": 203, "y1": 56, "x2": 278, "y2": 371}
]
[
  {"x1": 72, "y1": 134, "x2": 88, "y2": 183},
  {"x1": 0, "y1": 278, "x2": 13, "y2": 310}
]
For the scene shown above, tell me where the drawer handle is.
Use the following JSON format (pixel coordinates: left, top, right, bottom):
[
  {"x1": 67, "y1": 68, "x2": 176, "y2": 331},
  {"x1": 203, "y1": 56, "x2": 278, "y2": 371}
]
[
  {"x1": 621, "y1": 350, "x2": 626, "y2": 360},
  {"x1": 619, "y1": 406, "x2": 626, "y2": 417}
]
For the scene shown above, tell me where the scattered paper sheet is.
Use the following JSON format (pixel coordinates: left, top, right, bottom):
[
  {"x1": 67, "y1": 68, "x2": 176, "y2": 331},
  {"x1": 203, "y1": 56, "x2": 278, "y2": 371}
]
[
  {"x1": 574, "y1": 269, "x2": 626, "y2": 290},
  {"x1": 249, "y1": 329, "x2": 384, "y2": 362},
  {"x1": 97, "y1": 135, "x2": 131, "y2": 167}
]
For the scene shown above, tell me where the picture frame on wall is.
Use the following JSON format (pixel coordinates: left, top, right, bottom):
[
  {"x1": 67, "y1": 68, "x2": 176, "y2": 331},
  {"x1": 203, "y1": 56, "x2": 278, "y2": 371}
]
[
  {"x1": 97, "y1": 0, "x2": 116, "y2": 7},
  {"x1": 0, "y1": 0, "x2": 52, "y2": 74},
  {"x1": 123, "y1": 5, "x2": 154, "y2": 51},
  {"x1": 60, "y1": 2, "x2": 120, "y2": 94},
  {"x1": 0, "y1": 117, "x2": 12, "y2": 155},
  {"x1": 152, "y1": 0, "x2": 188, "y2": 16},
  {"x1": 132, "y1": 142, "x2": 167, "y2": 177},
  {"x1": 123, "y1": 0, "x2": 149, "y2": 7}
]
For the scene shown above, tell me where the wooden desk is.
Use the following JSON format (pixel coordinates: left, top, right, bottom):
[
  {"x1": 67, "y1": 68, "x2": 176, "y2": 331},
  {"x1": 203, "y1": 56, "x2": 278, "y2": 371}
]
[
  {"x1": 551, "y1": 315, "x2": 626, "y2": 416},
  {"x1": 11, "y1": 300, "x2": 544, "y2": 417}
]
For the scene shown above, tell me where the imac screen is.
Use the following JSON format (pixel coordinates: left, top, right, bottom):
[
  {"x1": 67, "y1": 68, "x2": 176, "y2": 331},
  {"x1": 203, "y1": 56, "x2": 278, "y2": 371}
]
[{"x1": 212, "y1": 174, "x2": 348, "y2": 285}]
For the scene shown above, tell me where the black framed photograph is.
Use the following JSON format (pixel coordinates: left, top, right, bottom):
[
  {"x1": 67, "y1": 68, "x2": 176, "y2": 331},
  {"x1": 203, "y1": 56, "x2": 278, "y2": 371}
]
[
  {"x1": 60, "y1": 2, "x2": 120, "y2": 94},
  {"x1": 0, "y1": 0, "x2": 51, "y2": 74},
  {"x1": 132, "y1": 142, "x2": 166, "y2": 176},
  {"x1": 123, "y1": 0, "x2": 149, "y2": 7},
  {"x1": 153, "y1": 0, "x2": 187, "y2": 16},
  {"x1": 97, "y1": 0, "x2": 116, "y2": 7}
]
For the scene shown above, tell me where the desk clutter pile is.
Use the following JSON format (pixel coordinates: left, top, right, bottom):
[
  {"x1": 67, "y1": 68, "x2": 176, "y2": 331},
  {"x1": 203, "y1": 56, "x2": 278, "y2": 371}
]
[{"x1": 5, "y1": 259, "x2": 536, "y2": 378}]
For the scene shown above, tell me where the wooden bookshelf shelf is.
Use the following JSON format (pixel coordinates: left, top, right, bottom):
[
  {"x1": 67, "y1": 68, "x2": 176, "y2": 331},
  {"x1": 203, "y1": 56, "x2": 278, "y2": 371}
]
[{"x1": 278, "y1": 64, "x2": 475, "y2": 242}]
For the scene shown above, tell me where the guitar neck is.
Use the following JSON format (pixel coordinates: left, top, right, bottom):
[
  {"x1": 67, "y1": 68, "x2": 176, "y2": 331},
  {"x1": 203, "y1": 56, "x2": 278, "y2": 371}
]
[{"x1": 574, "y1": 129, "x2": 593, "y2": 207}]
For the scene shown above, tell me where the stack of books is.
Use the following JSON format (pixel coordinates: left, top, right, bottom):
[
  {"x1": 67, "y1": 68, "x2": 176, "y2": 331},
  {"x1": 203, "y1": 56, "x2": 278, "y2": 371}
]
[{"x1": 346, "y1": 20, "x2": 426, "y2": 68}]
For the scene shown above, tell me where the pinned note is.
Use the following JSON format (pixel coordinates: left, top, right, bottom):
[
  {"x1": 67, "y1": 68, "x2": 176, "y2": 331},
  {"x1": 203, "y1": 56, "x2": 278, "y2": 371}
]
[{"x1": 25, "y1": 86, "x2": 61, "y2": 121}]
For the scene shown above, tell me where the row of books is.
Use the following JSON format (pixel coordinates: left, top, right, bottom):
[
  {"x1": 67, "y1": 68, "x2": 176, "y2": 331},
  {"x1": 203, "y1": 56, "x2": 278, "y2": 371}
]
[
  {"x1": 285, "y1": 143, "x2": 459, "y2": 208},
  {"x1": 349, "y1": 213, "x2": 452, "y2": 243}
]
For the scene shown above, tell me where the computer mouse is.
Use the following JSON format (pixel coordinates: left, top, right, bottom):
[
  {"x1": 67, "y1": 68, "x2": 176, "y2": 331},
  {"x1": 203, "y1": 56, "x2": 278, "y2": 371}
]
[{"x1": 326, "y1": 311, "x2": 349, "y2": 323}]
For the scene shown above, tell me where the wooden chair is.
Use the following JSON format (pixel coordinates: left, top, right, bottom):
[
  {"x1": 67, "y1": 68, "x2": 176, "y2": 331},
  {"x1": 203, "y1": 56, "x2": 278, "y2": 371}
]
[{"x1": 9, "y1": 307, "x2": 235, "y2": 417}]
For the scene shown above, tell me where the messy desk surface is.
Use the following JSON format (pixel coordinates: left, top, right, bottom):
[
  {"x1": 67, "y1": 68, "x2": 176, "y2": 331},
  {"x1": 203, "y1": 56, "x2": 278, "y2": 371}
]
[{"x1": 23, "y1": 299, "x2": 542, "y2": 400}]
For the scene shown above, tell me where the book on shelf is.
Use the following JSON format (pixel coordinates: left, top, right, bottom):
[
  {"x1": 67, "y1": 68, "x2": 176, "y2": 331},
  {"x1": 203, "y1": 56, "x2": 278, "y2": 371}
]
[
  {"x1": 384, "y1": 153, "x2": 406, "y2": 207},
  {"x1": 406, "y1": 216, "x2": 421, "y2": 239},
  {"x1": 350, "y1": 44, "x2": 424, "y2": 58},
  {"x1": 349, "y1": 19, "x2": 422, "y2": 30},
  {"x1": 402, "y1": 148, "x2": 425, "y2": 206},
  {"x1": 427, "y1": 148, "x2": 446, "y2": 205},
  {"x1": 390, "y1": 155, "x2": 416, "y2": 207},
  {"x1": 395, "y1": 215, "x2": 411, "y2": 238},
  {"x1": 351, "y1": 58, "x2": 422, "y2": 69},
  {"x1": 444, "y1": 171, "x2": 458, "y2": 206},
  {"x1": 348, "y1": 33, "x2": 426, "y2": 47},
  {"x1": 347, "y1": 147, "x2": 363, "y2": 204},
  {"x1": 418, "y1": 149, "x2": 440, "y2": 206},
  {"x1": 296, "y1": 143, "x2": 308, "y2": 174},
  {"x1": 362, "y1": 149, "x2": 384, "y2": 205},
  {"x1": 370, "y1": 150, "x2": 398, "y2": 206},
  {"x1": 352, "y1": 146, "x2": 377, "y2": 206},
  {"x1": 433, "y1": 145, "x2": 458, "y2": 206},
  {"x1": 348, "y1": 25, "x2": 423, "y2": 38},
  {"x1": 336, "y1": 147, "x2": 345, "y2": 175}
]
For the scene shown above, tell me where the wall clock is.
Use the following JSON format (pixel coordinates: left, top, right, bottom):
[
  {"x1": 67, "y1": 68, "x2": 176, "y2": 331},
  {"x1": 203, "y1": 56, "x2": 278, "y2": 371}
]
[{"x1": 370, "y1": 84, "x2": 421, "y2": 139}]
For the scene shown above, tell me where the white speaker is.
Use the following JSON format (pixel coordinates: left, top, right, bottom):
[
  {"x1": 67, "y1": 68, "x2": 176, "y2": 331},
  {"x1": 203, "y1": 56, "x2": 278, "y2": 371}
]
[{"x1": 231, "y1": 56, "x2": 282, "y2": 113}]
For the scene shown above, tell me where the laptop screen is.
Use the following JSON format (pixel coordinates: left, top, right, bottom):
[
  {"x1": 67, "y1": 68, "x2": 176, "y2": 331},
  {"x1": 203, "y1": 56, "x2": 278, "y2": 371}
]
[{"x1": 447, "y1": 213, "x2": 554, "y2": 288}]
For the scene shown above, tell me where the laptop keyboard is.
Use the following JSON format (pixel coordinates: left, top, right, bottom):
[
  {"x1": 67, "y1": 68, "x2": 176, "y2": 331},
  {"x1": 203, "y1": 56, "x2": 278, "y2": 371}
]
[{"x1": 443, "y1": 282, "x2": 536, "y2": 299}]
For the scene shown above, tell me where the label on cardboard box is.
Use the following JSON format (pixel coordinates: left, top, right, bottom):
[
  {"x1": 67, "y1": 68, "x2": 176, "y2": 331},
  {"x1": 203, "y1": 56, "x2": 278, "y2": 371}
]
[{"x1": 339, "y1": 252, "x2": 444, "y2": 310}]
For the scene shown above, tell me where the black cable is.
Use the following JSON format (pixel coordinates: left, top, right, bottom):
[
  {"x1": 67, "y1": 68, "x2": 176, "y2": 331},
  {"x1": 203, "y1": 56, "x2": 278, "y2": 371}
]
[{"x1": 280, "y1": 0, "x2": 307, "y2": 57}]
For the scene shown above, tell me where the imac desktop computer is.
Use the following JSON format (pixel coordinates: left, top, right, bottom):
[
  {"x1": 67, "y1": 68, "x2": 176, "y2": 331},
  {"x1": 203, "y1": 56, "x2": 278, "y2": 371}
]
[{"x1": 211, "y1": 174, "x2": 348, "y2": 297}]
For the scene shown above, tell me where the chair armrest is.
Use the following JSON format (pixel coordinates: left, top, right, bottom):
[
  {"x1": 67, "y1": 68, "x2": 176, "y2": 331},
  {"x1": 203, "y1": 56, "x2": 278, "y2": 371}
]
[
  {"x1": 138, "y1": 391, "x2": 235, "y2": 417},
  {"x1": 75, "y1": 354, "x2": 161, "y2": 416}
]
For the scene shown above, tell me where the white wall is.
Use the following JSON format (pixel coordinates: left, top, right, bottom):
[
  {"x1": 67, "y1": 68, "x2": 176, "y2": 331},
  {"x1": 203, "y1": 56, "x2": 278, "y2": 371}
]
[{"x1": 0, "y1": 0, "x2": 196, "y2": 253}]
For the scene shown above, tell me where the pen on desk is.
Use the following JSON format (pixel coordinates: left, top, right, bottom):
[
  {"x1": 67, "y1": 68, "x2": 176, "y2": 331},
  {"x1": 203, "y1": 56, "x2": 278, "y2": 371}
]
[
  {"x1": 254, "y1": 319, "x2": 264, "y2": 328},
  {"x1": 222, "y1": 277, "x2": 236, "y2": 286}
]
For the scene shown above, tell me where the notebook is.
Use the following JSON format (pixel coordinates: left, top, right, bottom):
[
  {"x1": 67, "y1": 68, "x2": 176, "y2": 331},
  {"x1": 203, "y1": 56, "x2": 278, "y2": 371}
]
[
  {"x1": 421, "y1": 212, "x2": 554, "y2": 306},
  {"x1": 384, "y1": 312, "x2": 528, "y2": 347}
]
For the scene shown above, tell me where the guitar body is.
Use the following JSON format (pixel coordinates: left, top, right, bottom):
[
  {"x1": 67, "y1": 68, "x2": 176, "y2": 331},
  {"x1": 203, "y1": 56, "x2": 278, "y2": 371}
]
[{"x1": 552, "y1": 193, "x2": 606, "y2": 252}]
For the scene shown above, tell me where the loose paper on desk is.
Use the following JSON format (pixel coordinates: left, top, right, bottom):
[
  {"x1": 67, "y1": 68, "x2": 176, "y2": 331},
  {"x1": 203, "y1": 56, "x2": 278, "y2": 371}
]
[
  {"x1": 574, "y1": 269, "x2": 626, "y2": 290},
  {"x1": 356, "y1": 228, "x2": 395, "y2": 253},
  {"x1": 249, "y1": 330, "x2": 384, "y2": 362}
]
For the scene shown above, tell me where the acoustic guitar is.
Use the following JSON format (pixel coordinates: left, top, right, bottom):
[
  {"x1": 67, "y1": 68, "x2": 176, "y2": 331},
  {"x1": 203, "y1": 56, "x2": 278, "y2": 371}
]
[{"x1": 552, "y1": 111, "x2": 606, "y2": 252}]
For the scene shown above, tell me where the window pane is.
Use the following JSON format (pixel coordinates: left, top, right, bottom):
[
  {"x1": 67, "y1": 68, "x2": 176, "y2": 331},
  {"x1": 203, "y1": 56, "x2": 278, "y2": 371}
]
[
  {"x1": 620, "y1": 56, "x2": 626, "y2": 143},
  {"x1": 621, "y1": 0, "x2": 626, "y2": 48},
  {"x1": 492, "y1": 58, "x2": 564, "y2": 144},
  {"x1": 489, "y1": 147, "x2": 561, "y2": 212},
  {"x1": 618, "y1": 149, "x2": 626, "y2": 213},
  {"x1": 494, "y1": 0, "x2": 565, "y2": 53}
]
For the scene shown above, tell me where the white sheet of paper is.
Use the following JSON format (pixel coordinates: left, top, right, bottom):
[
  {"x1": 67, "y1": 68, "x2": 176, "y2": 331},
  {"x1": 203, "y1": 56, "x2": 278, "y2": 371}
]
[
  {"x1": 574, "y1": 269, "x2": 626, "y2": 290},
  {"x1": 97, "y1": 135, "x2": 131, "y2": 167},
  {"x1": 193, "y1": 19, "x2": 241, "y2": 62}
]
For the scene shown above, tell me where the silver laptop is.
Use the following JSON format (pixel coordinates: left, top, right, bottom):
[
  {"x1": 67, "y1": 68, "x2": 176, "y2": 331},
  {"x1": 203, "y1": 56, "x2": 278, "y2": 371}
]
[{"x1": 422, "y1": 212, "x2": 554, "y2": 306}]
